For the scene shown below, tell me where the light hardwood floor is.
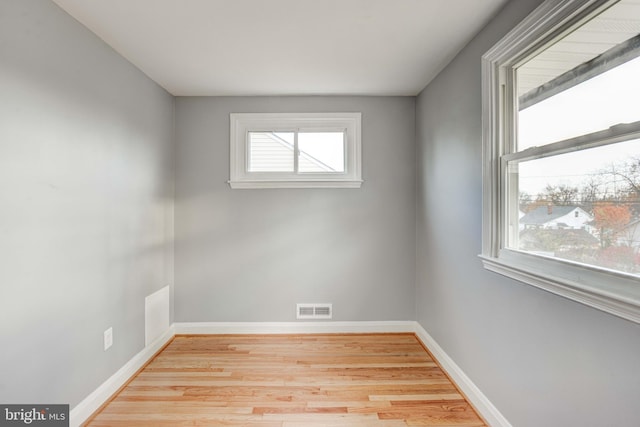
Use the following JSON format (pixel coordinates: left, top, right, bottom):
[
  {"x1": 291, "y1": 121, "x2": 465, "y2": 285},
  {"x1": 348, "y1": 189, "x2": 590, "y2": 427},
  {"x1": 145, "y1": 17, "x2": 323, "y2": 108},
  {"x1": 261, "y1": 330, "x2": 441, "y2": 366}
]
[{"x1": 86, "y1": 334, "x2": 487, "y2": 426}]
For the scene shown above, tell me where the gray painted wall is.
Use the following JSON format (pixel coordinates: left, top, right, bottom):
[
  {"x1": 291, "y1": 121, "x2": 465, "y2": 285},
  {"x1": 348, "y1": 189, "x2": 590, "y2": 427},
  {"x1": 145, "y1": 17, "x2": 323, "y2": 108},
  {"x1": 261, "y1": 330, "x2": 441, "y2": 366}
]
[
  {"x1": 5, "y1": 1, "x2": 637, "y2": 424},
  {"x1": 415, "y1": 1, "x2": 640, "y2": 426},
  {"x1": 175, "y1": 96, "x2": 415, "y2": 322},
  {"x1": 0, "y1": 0, "x2": 174, "y2": 407}
]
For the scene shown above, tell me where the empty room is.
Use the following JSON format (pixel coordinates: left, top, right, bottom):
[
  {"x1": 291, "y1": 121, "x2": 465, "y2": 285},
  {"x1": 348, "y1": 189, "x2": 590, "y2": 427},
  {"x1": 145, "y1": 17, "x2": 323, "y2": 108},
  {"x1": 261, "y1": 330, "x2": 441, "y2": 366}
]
[{"x1": 2, "y1": 0, "x2": 640, "y2": 426}]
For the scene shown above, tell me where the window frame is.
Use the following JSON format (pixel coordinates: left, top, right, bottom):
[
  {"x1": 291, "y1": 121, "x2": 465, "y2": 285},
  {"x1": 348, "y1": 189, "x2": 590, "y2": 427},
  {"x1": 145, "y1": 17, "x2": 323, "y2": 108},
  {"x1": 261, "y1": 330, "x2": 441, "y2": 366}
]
[
  {"x1": 229, "y1": 112, "x2": 362, "y2": 189},
  {"x1": 481, "y1": 0, "x2": 640, "y2": 324}
]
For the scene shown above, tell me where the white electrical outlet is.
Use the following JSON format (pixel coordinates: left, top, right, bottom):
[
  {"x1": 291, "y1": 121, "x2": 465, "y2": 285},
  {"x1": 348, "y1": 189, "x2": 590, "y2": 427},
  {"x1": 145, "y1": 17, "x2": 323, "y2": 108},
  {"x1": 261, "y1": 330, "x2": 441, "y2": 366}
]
[{"x1": 103, "y1": 327, "x2": 113, "y2": 351}]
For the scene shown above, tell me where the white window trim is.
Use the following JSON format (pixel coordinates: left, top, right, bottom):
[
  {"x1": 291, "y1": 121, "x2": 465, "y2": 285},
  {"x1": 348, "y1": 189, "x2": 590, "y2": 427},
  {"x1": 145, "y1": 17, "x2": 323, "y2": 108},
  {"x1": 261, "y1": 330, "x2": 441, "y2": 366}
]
[
  {"x1": 481, "y1": 0, "x2": 640, "y2": 324},
  {"x1": 229, "y1": 112, "x2": 362, "y2": 189}
]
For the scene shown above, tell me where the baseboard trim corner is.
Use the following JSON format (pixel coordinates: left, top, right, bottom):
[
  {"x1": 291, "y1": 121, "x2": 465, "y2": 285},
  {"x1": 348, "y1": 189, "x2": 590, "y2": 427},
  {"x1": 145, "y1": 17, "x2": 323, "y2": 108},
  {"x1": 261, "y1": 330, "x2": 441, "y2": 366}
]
[
  {"x1": 412, "y1": 322, "x2": 512, "y2": 427},
  {"x1": 69, "y1": 324, "x2": 175, "y2": 427}
]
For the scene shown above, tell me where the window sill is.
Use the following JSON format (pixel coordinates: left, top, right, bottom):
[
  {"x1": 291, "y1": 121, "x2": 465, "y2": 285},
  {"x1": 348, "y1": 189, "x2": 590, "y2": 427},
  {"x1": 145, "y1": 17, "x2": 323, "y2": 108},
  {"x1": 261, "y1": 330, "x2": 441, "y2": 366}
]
[
  {"x1": 479, "y1": 251, "x2": 640, "y2": 324},
  {"x1": 228, "y1": 179, "x2": 363, "y2": 189}
]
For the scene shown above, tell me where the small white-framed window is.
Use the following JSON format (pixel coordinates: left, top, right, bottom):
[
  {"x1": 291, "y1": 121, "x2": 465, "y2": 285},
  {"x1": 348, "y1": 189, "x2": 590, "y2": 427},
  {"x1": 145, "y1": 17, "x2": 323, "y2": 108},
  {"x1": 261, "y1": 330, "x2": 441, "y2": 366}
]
[
  {"x1": 482, "y1": 0, "x2": 640, "y2": 323},
  {"x1": 229, "y1": 112, "x2": 362, "y2": 189}
]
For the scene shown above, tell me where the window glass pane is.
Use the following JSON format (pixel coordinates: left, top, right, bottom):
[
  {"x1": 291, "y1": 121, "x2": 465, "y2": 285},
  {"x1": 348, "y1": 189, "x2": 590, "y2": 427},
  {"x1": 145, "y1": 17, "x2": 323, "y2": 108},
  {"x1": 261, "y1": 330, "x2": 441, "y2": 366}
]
[
  {"x1": 298, "y1": 132, "x2": 345, "y2": 173},
  {"x1": 518, "y1": 56, "x2": 640, "y2": 149},
  {"x1": 512, "y1": 139, "x2": 640, "y2": 274},
  {"x1": 248, "y1": 132, "x2": 294, "y2": 172},
  {"x1": 516, "y1": 0, "x2": 640, "y2": 150}
]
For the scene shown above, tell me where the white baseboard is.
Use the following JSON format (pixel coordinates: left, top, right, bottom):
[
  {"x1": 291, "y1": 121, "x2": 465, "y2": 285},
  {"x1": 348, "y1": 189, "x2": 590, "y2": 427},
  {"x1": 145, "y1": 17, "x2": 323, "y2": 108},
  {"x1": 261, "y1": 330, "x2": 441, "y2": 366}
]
[
  {"x1": 173, "y1": 320, "x2": 416, "y2": 335},
  {"x1": 69, "y1": 325, "x2": 175, "y2": 427},
  {"x1": 412, "y1": 323, "x2": 512, "y2": 427},
  {"x1": 69, "y1": 321, "x2": 508, "y2": 427}
]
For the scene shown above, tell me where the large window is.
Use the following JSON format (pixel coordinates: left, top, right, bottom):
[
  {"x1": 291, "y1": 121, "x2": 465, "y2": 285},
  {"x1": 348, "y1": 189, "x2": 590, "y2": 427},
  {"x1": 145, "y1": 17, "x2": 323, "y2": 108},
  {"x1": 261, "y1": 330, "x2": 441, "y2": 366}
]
[
  {"x1": 229, "y1": 113, "x2": 362, "y2": 189},
  {"x1": 482, "y1": 0, "x2": 640, "y2": 323}
]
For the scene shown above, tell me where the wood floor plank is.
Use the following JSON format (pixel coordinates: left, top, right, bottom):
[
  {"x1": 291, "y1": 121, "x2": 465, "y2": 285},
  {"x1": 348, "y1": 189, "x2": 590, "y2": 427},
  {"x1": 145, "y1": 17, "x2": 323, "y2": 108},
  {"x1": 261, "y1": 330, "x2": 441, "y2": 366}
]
[{"x1": 84, "y1": 334, "x2": 487, "y2": 426}]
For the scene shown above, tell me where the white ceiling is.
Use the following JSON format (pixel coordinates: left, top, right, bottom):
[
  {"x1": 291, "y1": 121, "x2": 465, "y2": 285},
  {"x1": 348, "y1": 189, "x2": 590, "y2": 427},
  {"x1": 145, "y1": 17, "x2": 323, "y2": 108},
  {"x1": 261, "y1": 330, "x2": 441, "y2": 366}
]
[{"x1": 51, "y1": 0, "x2": 510, "y2": 96}]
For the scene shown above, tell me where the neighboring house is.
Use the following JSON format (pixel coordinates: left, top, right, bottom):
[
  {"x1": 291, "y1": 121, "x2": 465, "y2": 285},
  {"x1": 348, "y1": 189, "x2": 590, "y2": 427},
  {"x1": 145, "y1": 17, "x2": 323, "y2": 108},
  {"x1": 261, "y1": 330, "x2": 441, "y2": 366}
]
[
  {"x1": 616, "y1": 218, "x2": 640, "y2": 250},
  {"x1": 520, "y1": 205, "x2": 593, "y2": 231},
  {"x1": 249, "y1": 132, "x2": 338, "y2": 173}
]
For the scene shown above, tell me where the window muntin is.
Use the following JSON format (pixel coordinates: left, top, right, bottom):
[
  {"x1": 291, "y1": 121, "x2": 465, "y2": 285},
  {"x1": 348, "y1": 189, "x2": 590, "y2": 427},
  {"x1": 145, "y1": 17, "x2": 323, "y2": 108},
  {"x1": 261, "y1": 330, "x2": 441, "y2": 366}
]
[
  {"x1": 229, "y1": 113, "x2": 361, "y2": 189},
  {"x1": 482, "y1": 0, "x2": 640, "y2": 323}
]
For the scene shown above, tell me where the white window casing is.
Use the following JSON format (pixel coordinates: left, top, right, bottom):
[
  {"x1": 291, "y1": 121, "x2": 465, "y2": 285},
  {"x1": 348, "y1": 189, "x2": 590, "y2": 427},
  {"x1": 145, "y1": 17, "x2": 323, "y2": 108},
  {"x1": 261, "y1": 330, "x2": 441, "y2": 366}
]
[
  {"x1": 481, "y1": 0, "x2": 640, "y2": 324},
  {"x1": 229, "y1": 112, "x2": 362, "y2": 189}
]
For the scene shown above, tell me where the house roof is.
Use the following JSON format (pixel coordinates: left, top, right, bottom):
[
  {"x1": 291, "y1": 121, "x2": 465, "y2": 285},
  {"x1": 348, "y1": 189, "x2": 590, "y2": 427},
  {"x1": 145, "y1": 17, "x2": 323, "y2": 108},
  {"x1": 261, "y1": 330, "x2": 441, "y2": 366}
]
[{"x1": 520, "y1": 206, "x2": 581, "y2": 225}]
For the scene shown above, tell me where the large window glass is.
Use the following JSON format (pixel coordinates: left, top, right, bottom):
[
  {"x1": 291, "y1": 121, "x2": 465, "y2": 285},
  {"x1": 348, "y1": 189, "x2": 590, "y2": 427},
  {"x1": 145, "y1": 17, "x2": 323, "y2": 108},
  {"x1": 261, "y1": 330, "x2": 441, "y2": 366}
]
[
  {"x1": 518, "y1": 55, "x2": 640, "y2": 149},
  {"x1": 482, "y1": 0, "x2": 640, "y2": 323}
]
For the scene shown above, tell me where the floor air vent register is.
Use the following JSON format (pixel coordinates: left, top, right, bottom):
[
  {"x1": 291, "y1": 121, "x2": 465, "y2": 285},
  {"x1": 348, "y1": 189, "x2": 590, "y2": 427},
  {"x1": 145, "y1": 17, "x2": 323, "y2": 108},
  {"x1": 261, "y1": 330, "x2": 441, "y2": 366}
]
[{"x1": 296, "y1": 303, "x2": 333, "y2": 319}]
